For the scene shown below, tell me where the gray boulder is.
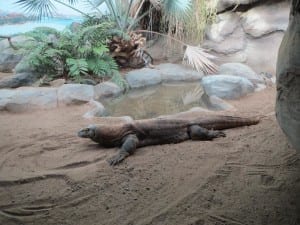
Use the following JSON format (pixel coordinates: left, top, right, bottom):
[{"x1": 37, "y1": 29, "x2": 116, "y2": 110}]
[
  {"x1": 0, "y1": 89, "x2": 16, "y2": 110},
  {"x1": 218, "y1": 63, "x2": 264, "y2": 84},
  {"x1": 125, "y1": 68, "x2": 162, "y2": 88},
  {"x1": 276, "y1": 0, "x2": 300, "y2": 151},
  {"x1": 4, "y1": 87, "x2": 58, "y2": 112},
  {"x1": 254, "y1": 83, "x2": 267, "y2": 92},
  {"x1": 0, "y1": 36, "x2": 31, "y2": 73},
  {"x1": 57, "y1": 84, "x2": 94, "y2": 105},
  {"x1": 244, "y1": 32, "x2": 284, "y2": 75},
  {"x1": 242, "y1": 2, "x2": 289, "y2": 38},
  {"x1": 14, "y1": 57, "x2": 36, "y2": 73},
  {"x1": 83, "y1": 100, "x2": 106, "y2": 119},
  {"x1": 203, "y1": 0, "x2": 290, "y2": 76},
  {"x1": 94, "y1": 81, "x2": 123, "y2": 100},
  {"x1": 0, "y1": 72, "x2": 39, "y2": 89},
  {"x1": 155, "y1": 63, "x2": 204, "y2": 82},
  {"x1": 0, "y1": 35, "x2": 30, "y2": 51},
  {"x1": 204, "y1": 24, "x2": 246, "y2": 55},
  {"x1": 206, "y1": 12, "x2": 241, "y2": 43},
  {"x1": 201, "y1": 75, "x2": 254, "y2": 99},
  {"x1": 0, "y1": 50, "x2": 23, "y2": 72}
]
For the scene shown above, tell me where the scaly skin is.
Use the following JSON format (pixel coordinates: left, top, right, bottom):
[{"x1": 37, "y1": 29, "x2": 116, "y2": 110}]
[{"x1": 78, "y1": 115, "x2": 259, "y2": 166}]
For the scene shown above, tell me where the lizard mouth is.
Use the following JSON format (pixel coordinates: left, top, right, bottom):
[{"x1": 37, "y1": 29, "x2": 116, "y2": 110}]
[{"x1": 78, "y1": 128, "x2": 92, "y2": 138}]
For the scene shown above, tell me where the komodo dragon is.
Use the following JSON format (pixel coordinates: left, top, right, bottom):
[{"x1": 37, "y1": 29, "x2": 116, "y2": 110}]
[{"x1": 78, "y1": 115, "x2": 259, "y2": 166}]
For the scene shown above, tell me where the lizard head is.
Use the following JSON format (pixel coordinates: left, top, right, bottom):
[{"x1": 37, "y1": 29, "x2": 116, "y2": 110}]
[{"x1": 78, "y1": 125, "x2": 97, "y2": 139}]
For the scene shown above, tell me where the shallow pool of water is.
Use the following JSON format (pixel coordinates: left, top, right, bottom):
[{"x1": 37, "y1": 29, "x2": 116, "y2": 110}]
[{"x1": 103, "y1": 82, "x2": 207, "y2": 119}]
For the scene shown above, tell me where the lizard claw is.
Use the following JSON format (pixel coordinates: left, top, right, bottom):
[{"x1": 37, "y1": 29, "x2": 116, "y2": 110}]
[
  {"x1": 107, "y1": 152, "x2": 129, "y2": 166},
  {"x1": 216, "y1": 131, "x2": 226, "y2": 137},
  {"x1": 209, "y1": 130, "x2": 226, "y2": 138}
]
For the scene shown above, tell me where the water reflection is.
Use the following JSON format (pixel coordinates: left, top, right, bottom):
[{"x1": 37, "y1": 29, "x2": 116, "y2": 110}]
[{"x1": 103, "y1": 82, "x2": 206, "y2": 119}]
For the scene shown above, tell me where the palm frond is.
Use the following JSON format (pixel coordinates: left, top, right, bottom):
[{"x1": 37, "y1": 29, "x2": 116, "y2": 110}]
[
  {"x1": 181, "y1": 85, "x2": 203, "y2": 105},
  {"x1": 67, "y1": 0, "x2": 79, "y2": 4},
  {"x1": 149, "y1": 0, "x2": 162, "y2": 10},
  {"x1": 183, "y1": 45, "x2": 218, "y2": 75},
  {"x1": 16, "y1": 0, "x2": 56, "y2": 20},
  {"x1": 162, "y1": 0, "x2": 192, "y2": 19},
  {"x1": 92, "y1": 0, "x2": 106, "y2": 6}
]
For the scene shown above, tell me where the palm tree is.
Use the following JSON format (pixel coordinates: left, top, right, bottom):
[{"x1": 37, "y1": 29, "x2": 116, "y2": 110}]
[{"x1": 15, "y1": 0, "x2": 218, "y2": 74}]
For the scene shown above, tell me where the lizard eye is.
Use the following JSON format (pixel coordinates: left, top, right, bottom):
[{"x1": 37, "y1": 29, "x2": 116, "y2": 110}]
[
  {"x1": 78, "y1": 128, "x2": 91, "y2": 138},
  {"x1": 89, "y1": 128, "x2": 96, "y2": 137}
]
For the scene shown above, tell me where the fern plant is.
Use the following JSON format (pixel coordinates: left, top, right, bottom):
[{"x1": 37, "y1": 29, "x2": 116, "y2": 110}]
[
  {"x1": 17, "y1": 23, "x2": 127, "y2": 88},
  {"x1": 66, "y1": 58, "x2": 89, "y2": 81}
]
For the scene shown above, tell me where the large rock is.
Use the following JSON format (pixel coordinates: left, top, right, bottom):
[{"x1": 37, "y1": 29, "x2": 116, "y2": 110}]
[
  {"x1": 58, "y1": 84, "x2": 94, "y2": 105},
  {"x1": 155, "y1": 63, "x2": 204, "y2": 82},
  {"x1": 0, "y1": 72, "x2": 39, "y2": 88},
  {"x1": 14, "y1": 57, "x2": 36, "y2": 73},
  {"x1": 242, "y1": 2, "x2": 289, "y2": 37},
  {"x1": 205, "y1": 12, "x2": 241, "y2": 43},
  {"x1": 94, "y1": 81, "x2": 123, "y2": 100},
  {"x1": 245, "y1": 32, "x2": 284, "y2": 75},
  {"x1": 203, "y1": 1, "x2": 290, "y2": 75},
  {"x1": 125, "y1": 68, "x2": 162, "y2": 88},
  {"x1": 276, "y1": 0, "x2": 300, "y2": 151},
  {"x1": 0, "y1": 50, "x2": 23, "y2": 72},
  {"x1": 201, "y1": 75, "x2": 254, "y2": 99},
  {"x1": 218, "y1": 63, "x2": 264, "y2": 84},
  {"x1": 4, "y1": 87, "x2": 58, "y2": 112},
  {"x1": 0, "y1": 89, "x2": 16, "y2": 110},
  {"x1": 0, "y1": 35, "x2": 30, "y2": 51},
  {"x1": 0, "y1": 36, "x2": 30, "y2": 73},
  {"x1": 83, "y1": 100, "x2": 106, "y2": 119},
  {"x1": 204, "y1": 25, "x2": 246, "y2": 54}
]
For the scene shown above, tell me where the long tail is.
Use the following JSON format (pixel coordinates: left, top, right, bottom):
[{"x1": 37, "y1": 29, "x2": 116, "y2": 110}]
[{"x1": 190, "y1": 115, "x2": 260, "y2": 130}]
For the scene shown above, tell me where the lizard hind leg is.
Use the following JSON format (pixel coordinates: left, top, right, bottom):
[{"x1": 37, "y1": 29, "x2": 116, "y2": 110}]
[{"x1": 188, "y1": 125, "x2": 226, "y2": 141}]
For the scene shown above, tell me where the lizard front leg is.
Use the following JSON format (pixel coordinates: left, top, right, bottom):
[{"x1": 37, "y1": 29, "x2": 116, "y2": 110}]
[
  {"x1": 108, "y1": 134, "x2": 139, "y2": 166},
  {"x1": 188, "y1": 125, "x2": 226, "y2": 141}
]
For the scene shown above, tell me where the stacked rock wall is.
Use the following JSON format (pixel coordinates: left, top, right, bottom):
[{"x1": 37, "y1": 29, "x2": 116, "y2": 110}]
[{"x1": 204, "y1": 0, "x2": 290, "y2": 75}]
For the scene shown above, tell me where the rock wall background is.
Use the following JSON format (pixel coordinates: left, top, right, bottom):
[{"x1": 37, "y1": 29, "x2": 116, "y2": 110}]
[{"x1": 204, "y1": 0, "x2": 290, "y2": 75}]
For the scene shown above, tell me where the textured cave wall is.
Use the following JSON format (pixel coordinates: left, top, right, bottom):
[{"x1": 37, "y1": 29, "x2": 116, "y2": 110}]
[
  {"x1": 204, "y1": 0, "x2": 290, "y2": 75},
  {"x1": 276, "y1": 0, "x2": 300, "y2": 150}
]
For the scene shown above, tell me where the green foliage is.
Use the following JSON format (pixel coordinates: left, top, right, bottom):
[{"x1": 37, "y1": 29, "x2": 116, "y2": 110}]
[
  {"x1": 111, "y1": 71, "x2": 129, "y2": 90},
  {"x1": 25, "y1": 26, "x2": 60, "y2": 39},
  {"x1": 87, "y1": 56, "x2": 118, "y2": 77},
  {"x1": 66, "y1": 58, "x2": 89, "y2": 81},
  {"x1": 17, "y1": 21, "x2": 127, "y2": 88}
]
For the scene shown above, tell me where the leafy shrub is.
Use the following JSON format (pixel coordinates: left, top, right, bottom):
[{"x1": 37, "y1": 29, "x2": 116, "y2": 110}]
[{"x1": 17, "y1": 22, "x2": 126, "y2": 88}]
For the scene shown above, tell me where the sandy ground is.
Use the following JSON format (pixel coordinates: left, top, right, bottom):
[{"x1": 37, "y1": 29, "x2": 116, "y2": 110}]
[{"x1": 0, "y1": 86, "x2": 299, "y2": 225}]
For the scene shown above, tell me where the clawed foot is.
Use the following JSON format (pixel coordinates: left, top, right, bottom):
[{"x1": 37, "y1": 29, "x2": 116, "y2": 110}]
[
  {"x1": 107, "y1": 152, "x2": 129, "y2": 166},
  {"x1": 208, "y1": 130, "x2": 226, "y2": 139},
  {"x1": 211, "y1": 130, "x2": 226, "y2": 138}
]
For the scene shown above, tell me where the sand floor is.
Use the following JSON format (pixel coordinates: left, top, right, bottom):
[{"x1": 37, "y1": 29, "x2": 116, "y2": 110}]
[{"x1": 0, "y1": 86, "x2": 299, "y2": 225}]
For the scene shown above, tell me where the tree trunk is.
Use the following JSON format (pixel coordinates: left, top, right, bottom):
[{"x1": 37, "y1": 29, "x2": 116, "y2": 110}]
[
  {"x1": 276, "y1": 0, "x2": 300, "y2": 150},
  {"x1": 0, "y1": 35, "x2": 18, "y2": 50}
]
